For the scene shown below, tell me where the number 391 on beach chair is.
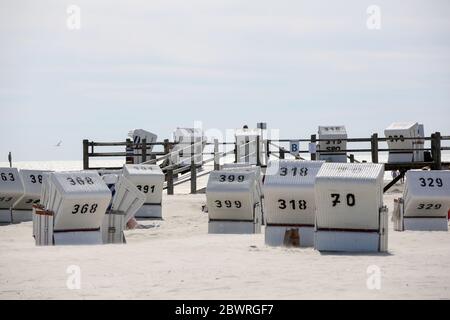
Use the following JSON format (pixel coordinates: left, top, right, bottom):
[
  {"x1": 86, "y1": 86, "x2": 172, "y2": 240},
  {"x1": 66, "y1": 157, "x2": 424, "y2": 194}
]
[
  {"x1": 207, "y1": 170, "x2": 262, "y2": 234},
  {"x1": 123, "y1": 164, "x2": 164, "y2": 219},
  {"x1": 314, "y1": 163, "x2": 388, "y2": 252}
]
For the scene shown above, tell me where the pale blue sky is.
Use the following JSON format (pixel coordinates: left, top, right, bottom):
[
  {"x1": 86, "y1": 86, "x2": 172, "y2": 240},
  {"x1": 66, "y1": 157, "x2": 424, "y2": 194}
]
[{"x1": 1, "y1": 0, "x2": 449, "y2": 160}]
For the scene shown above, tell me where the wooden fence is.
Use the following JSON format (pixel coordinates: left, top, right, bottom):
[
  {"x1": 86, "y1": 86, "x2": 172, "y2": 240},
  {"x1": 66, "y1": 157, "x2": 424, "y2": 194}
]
[{"x1": 83, "y1": 132, "x2": 449, "y2": 194}]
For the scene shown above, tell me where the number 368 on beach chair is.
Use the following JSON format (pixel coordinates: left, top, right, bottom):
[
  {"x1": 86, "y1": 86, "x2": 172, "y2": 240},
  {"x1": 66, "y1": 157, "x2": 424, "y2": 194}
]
[{"x1": 33, "y1": 171, "x2": 111, "y2": 246}]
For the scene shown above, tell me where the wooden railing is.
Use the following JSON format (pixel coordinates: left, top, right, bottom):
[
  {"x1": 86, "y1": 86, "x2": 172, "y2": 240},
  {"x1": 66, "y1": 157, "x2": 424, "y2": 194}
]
[{"x1": 83, "y1": 132, "x2": 449, "y2": 194}]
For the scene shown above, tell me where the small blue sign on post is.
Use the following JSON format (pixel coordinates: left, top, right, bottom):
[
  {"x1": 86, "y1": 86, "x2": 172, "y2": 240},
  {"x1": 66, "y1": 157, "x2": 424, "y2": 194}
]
[{"x1": 290, "y1": 140, "x2": 300, "y2": 156}]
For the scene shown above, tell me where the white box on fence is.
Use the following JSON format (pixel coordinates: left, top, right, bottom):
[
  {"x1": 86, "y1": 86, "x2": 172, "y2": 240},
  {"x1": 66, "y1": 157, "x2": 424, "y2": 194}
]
[
  {"x1": 235, "y1": 128, "x2": 267, "y2": 165},
  {"x1": 317, "y1": 126, "x2": 347, "y2": 163},
  {"x1": 0, "y1": 168, "x2": 24, "y2": 224},
  {"x1": 314, "y1": 163, "x2": 388, "y2": 252},
  {"x1": 207, "y1": 169, "x2": 262, "y2": 234},
  {"x1": 171, "y1": 128, "x2": 206, "y2": 167},
  {"x1": 401, "y1": 170, "x2": 450, "y2": 231},
  {"x1": 12, "y1": 170, "x2": 50, "y2": 223},
  {"x1": 263, "y1": 160, "x2": 324, "y2": 247},
  {"x1": 32, "y1": 205, "x2": 54, "y2": 246},
  {"x1": 384, "y1": 122, "x2": 424, "y2": 163},
  {"x1": 123, "y1": 164, "x2": 164, "y2": 219},
  {"x1": 128, "y1": 129, "x2": 157, "y2": 164}
]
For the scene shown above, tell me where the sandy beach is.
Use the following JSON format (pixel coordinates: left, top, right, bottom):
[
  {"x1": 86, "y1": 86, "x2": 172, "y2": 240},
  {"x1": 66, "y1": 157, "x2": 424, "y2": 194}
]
[{"x1": 1, "y1": 183, "x2": 449, "y2": 300}]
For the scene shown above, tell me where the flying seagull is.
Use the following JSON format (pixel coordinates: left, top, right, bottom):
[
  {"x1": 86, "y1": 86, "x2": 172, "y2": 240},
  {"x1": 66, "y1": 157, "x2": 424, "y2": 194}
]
[{"x1": 55, "y1": 141, "x2": 62, "y2": 147}]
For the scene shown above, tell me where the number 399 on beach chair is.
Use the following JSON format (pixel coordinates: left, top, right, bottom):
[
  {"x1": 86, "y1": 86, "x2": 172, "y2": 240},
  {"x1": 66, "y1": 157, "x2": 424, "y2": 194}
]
[
  {"x1": 314, "y1": 163, "x2": 388, "y2": 253},
  {"x1": 221, "y1": 163, "x2": 264, "y2": 220},
  {"x1": 393, "y1": 170, "x2": 450, "y2": 231},
  {"x1": 263, "y1": 160, "x2": 324, "y2": 247},
  {"x1": 206, "y1": 170, "x2": 262, "y2": 234},
  {"x1": 33, "y1": 171, "x2": 111, "y2": 246}
]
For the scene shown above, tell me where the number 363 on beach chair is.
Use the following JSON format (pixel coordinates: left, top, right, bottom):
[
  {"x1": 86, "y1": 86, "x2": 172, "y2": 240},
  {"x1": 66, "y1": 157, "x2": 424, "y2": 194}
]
[{"x1": 0, "y1": 168, "x2": 24, "y2": 224}]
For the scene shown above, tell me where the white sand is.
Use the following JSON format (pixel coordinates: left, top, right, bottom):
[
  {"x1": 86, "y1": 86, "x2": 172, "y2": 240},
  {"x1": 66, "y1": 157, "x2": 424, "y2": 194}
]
[{"x1": 1, "y1": 184, "x2": 449, "y2": 300}]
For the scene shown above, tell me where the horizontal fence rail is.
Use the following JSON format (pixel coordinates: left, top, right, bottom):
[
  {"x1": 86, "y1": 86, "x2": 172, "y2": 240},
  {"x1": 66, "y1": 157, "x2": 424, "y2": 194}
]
[{"x1": 82, "y1": 131, "x2": 449, "y2": 194}]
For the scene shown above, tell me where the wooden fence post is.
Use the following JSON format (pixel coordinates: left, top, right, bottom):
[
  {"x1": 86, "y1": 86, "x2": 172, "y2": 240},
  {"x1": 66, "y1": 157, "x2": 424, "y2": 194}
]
[
  {"x1": 350, "y1": 154, "x2": 355, "y2": 163},
  {"x1": 141, "y1": 138, "x2": 147, "y2": 163},
  {"x1": 167, "y1": 167, "x2": 174, "y2": 195},
  {"x1": 436, "y1": 132, "x2": 442, "y2": 170},
  {"x1": 163, "y1": 139, "x2": 170, "y2": 156},
  {"x1": 214, "y1": 139, "x2": 220, "y2": 171},
  {"x1": 234, "y1": 142, "x2": 238, "y2": 163},
  {"x1": 126, "y1": 138, "x2": 133, "y2": 164},
  {"x1": 431, "y1": 132, "x2": 442, "y2": 170},
  {"x1": 311, "y1": 134, "x2": 317, "y2": 161},
  {"x1": 280, "y1": 147, "x2": 285, "y2": 159},
  {"x1": 83, "y1": 139, "x2": 89, "y2": 170},
  {"x1": 162, "y1": 138, "x2": 170, "y2": 167},
  {"x1": 8, "y1": 152, "x2": 12, "y2": 168},
  {"x1": 256, "y1": 135, "x2": 261, "y2": 166},
  {"x1": 244, "y1": 136, "x2": 250, "y2": 164},
  {"x1": 190, "y1": 141, "x2": 197, "y2": 194},
  {"x1": 371, "y1": 133, "x2": 379, "y2": 163}
]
